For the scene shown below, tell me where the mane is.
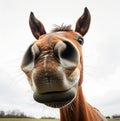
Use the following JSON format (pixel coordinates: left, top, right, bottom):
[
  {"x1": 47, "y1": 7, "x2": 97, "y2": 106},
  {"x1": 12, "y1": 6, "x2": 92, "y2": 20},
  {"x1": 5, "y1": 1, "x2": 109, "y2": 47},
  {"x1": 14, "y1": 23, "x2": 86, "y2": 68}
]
[{"x1": 51, "y1": 24, "x2": 73, "y2": 32}]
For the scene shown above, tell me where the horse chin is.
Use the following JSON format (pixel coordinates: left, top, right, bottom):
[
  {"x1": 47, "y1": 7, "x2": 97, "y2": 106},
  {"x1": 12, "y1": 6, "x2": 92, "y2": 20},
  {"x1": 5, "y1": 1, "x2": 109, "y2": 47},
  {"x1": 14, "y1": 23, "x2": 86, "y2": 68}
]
[
  {"x1": 33, "y1": 87, "x2": 77, "y2": 108},
  {"x1": 45, "y1": 101, "x2": 72, "y2": 108}
]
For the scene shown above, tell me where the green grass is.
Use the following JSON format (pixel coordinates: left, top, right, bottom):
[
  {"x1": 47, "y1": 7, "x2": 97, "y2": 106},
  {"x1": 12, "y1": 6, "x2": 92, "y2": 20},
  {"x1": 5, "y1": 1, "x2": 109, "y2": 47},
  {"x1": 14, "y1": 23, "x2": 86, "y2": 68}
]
[
  {"x1": 0, "y1": 118, "x2": 120, "y2": 121},
  {"x1": 0, "y1": 118, "x2": 59, "y2": 121},
  {"x1": 108, "y1": 119, "x2": 120, "y2": 121}
]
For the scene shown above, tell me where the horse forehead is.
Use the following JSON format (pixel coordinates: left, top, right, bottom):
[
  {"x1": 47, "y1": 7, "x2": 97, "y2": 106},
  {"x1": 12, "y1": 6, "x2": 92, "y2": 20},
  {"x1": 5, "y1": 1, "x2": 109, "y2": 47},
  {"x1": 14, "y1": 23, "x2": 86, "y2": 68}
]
[
  {"x1": 39, "y1": 31, "x2": 76, "y2": 42},
  {"x1": 34, "y1": 31, "x2": 78, "y2": 50}
]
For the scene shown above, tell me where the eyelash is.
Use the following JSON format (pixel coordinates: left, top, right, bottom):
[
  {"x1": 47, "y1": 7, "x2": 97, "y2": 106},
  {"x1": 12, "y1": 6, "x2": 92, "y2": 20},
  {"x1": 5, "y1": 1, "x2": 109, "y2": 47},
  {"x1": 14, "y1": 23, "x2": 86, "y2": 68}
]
[{"x1": 77, "y1": 36, "x2": 84, "y2": 45}]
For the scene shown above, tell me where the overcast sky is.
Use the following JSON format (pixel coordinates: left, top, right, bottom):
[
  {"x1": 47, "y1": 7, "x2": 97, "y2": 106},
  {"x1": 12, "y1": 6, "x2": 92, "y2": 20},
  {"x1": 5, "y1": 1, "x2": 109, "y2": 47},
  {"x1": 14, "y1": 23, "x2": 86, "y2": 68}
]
[{"x1": 0, "y1": 0, "x2": 120, "y2": 118}]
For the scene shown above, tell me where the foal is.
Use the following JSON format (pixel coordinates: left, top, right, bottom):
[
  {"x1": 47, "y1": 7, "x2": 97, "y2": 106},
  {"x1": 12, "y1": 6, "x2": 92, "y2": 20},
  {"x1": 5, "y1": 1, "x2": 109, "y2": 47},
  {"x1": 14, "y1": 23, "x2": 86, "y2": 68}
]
[{"x1": 21, "y1": 7, "x2": 107, "y2": 121}]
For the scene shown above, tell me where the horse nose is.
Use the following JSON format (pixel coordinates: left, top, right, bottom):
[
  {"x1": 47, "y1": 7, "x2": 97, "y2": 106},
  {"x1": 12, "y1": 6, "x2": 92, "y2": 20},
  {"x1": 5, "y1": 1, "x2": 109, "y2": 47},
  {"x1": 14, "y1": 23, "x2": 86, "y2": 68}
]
[{"x1": 54, "y1": 40, "x2": 80, "y2": 68}]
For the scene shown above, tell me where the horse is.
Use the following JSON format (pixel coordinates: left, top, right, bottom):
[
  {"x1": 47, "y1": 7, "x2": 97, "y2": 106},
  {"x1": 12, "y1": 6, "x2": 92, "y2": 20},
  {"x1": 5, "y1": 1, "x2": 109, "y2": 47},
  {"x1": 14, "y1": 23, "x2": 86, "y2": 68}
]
[{"x1": 21, "y1": 7, "x2": 107, "y2": 121}]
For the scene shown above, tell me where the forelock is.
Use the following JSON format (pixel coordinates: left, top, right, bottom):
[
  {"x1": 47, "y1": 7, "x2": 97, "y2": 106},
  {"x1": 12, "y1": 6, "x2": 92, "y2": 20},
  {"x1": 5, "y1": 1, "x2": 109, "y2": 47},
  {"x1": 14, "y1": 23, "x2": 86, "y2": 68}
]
[{"x1": 51, "y1": 24, "x2": 73, "y2": 32}]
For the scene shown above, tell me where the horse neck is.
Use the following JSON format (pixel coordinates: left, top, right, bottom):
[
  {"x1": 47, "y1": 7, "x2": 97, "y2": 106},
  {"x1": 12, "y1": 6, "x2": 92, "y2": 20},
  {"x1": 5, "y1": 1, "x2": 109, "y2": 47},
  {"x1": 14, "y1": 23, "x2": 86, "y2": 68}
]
[
  {"x1": 60, "y1": 86, "x2": 89, "y2": 121},
  {"x1": 59, "y1": 86, "x2": 107, "y2": 121}
]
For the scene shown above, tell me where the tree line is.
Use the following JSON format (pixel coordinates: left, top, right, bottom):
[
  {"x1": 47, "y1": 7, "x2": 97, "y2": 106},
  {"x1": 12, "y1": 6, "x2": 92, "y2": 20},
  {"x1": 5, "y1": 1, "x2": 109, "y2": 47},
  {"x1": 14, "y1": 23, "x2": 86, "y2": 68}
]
[
  {"x1": 106, "y1": 114, "x2": 120, "y2": 119},
  {"x1": 0, "y1": 110, "x2": 56, "y2": 119},
  {"x1": 0, "y1": 110, "x2": 32, "y2": 118},
  {"x1": 0, "y1": 110, "x2": 119, "y2": 119}
]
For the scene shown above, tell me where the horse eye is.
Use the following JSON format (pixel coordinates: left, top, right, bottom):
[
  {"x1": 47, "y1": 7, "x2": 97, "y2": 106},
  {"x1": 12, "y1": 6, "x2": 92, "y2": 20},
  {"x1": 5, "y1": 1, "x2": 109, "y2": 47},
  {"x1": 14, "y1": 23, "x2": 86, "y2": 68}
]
[{"x1": 76, "y1": 36, "x2": 84, "y2": 45}]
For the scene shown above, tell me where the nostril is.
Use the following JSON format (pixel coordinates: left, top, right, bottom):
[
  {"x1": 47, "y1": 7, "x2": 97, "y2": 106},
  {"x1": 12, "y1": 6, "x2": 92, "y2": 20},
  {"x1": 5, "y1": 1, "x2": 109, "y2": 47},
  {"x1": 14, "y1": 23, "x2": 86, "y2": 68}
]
[
  {"x1": 31, "y1": 44, "x2": 40, "y2": 61},
  {"x1": 21, "y1": 44, "x2": 40, "y2": 72},
  {"x1": 60, "y1": 41, "x2": 77, "y2": 61},
  {"x1": 54, "y1": 41, "x2": 67, "y2": 59},
  {"x1": 54, "y1": 40, "x2": 80, "y2": 68}
]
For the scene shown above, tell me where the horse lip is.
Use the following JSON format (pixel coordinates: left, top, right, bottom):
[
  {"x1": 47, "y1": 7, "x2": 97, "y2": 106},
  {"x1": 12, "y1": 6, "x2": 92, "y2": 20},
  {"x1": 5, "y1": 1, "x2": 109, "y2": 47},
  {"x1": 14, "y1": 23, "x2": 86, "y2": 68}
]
[{"x1": 33, "y1": 87, "x2": 76, "y2": 108}]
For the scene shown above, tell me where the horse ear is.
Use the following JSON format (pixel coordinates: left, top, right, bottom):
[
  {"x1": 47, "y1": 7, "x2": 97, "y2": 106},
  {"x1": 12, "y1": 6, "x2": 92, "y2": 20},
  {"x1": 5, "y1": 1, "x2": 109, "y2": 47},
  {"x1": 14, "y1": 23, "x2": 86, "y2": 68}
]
[
  {"x1": 75, "y1": 7, "x2": 91, "y2": 36},
  {"x1": 29, "y1": 12, "x2": 46, "y2": 39}
]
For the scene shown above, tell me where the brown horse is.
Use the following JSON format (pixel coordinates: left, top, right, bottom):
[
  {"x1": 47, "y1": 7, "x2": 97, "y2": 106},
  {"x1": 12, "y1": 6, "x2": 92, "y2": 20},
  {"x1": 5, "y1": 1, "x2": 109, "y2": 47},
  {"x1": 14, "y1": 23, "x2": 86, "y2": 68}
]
[{"x1": 21, "y1": 7, "x2": 107, "y2": 121}]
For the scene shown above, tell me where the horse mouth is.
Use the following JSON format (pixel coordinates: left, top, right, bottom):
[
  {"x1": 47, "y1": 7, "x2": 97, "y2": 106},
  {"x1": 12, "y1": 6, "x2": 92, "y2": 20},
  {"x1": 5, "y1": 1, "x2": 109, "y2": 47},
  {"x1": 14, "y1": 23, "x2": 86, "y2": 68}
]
[{"x1": 33, "y1": 87, "x2": 76, "y2": 108}]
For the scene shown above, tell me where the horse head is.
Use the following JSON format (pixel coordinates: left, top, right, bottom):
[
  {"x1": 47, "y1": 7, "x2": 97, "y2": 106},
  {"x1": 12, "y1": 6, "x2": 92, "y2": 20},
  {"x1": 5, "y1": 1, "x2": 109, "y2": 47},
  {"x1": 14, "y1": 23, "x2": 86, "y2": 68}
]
[{"x1": 21, "y1": 7, "x2": 91, "y2": 108}]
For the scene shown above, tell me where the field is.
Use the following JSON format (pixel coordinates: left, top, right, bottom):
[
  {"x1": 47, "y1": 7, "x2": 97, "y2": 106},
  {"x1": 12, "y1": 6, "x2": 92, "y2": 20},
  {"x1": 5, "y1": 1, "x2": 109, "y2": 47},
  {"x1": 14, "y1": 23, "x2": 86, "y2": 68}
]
[
  {"x1": 0, "y1": 119, "x2": 120, "y2": 121},
  {"x1": 108, "y1": 120, "x2": 120, "y2": 121},
  {"x1": 0, "y1": 119, "x2": 59, "y2": 121}
]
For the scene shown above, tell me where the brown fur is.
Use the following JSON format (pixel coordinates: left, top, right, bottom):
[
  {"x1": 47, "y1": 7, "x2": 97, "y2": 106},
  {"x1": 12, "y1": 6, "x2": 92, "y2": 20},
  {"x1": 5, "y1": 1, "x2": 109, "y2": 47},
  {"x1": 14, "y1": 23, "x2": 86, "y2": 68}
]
[{"x1": 21, "y1": 7, "x2": 107, "y2": 121}]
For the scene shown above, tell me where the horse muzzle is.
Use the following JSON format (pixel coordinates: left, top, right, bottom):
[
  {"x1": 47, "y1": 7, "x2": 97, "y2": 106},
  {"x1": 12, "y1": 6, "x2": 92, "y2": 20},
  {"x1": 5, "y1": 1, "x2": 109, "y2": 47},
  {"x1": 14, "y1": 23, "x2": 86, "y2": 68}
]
[
  {"x1": 31, "y1": 67, "x2": 79, "y2": 108},
  {"x1": 33, "y1": 86, "x2": 77, "y2": 108}
]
